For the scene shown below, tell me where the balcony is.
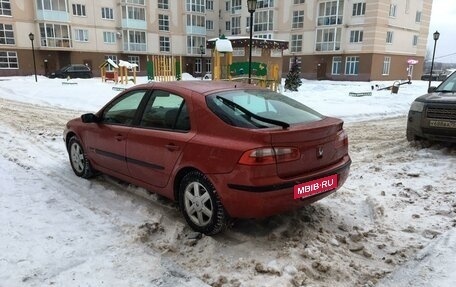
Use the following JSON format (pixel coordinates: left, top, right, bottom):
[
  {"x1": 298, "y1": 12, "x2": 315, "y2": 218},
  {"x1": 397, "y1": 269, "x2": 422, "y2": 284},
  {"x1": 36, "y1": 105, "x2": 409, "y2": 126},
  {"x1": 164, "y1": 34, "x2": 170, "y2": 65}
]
[
  {"x1": 36, "y1": 9, "x2": 70, "y2": 22},
  {"x1": 121, "y1": 19, "x2": 147, "y2": 30}
]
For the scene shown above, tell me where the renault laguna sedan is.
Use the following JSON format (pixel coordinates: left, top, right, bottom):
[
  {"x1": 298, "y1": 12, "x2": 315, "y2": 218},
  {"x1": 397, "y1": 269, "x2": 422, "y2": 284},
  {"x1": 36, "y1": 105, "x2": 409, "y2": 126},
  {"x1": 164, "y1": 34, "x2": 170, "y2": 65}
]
[{"x1": 64, "y1": 81, "x2": 351, "y2": 235}]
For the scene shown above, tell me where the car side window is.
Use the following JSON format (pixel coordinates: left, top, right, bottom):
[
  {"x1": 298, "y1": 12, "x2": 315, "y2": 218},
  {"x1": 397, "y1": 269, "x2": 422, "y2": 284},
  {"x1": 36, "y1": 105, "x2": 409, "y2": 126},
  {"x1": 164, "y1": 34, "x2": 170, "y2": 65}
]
[
  {"x1": 102, "y1": 90, "x2": 146, "y2": 125},
  {"x1": 140, "y1": 90, "x2": 190, "y2": 131}
]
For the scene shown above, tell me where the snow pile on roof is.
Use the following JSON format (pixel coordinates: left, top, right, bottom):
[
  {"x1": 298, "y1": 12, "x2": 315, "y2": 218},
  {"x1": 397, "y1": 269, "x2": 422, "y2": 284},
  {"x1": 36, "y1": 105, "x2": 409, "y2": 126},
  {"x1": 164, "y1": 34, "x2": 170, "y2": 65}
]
[
  {"x1": 119, "y1": 60, "x2": 138, "y2": 70},
  {"x1": 215, "y1": 38, "x2": 233, "y2": 53},
  {"x1": 107, "y1": 58, "x2": 118, "y2": 69}
]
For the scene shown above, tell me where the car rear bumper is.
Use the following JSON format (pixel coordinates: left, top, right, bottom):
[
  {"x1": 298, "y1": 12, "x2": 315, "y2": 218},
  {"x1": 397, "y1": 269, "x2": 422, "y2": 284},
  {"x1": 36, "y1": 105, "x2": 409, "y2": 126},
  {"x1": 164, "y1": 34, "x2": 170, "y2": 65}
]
[{"x1": 210, "y1": 155, "x2": 351, "y2": 218}]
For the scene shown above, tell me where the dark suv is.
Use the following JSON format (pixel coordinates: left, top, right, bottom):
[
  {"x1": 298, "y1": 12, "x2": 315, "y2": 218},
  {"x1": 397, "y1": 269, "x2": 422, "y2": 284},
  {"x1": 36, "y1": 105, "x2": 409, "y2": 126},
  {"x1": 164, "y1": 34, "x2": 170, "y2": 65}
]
[
  {"x1": 49, "y1": 64, "x2": 93, "y2": 79},
  {"x1": 407, "y1": 72, "x2": 456, "y2": 143}
]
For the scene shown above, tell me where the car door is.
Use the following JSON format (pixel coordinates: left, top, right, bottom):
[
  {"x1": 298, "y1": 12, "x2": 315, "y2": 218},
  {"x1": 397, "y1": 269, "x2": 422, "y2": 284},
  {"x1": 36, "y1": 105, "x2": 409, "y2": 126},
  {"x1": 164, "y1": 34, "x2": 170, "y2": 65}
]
[
  {"x1": 83, "y1": 89, "x2": 148, "y2": 176},
  {"x1": 126, "y1": 89, "x2": 195, "y2": 188}
]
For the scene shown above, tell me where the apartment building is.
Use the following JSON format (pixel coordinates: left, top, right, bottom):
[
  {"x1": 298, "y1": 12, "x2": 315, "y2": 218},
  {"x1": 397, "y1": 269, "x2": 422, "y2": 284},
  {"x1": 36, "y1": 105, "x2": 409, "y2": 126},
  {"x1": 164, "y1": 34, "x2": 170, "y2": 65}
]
[{"x1": 0, "y1": 0, "x2": 432, "y2": 81}]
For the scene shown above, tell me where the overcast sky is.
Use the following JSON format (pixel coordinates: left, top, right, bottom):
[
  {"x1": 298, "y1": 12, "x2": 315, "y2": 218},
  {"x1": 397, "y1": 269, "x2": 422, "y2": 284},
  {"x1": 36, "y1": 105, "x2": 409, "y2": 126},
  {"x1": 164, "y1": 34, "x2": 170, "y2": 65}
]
[{"x1": 427, "y1": 0, "x2": 456, "y2": 62}]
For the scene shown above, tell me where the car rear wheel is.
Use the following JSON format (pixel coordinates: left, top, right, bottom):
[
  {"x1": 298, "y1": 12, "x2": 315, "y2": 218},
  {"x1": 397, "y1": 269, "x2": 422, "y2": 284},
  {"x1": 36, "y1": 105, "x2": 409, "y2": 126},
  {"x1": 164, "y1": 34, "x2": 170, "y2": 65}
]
[
  {"x1": 179, "y1": 171, "x2": 227, "y2": 235},
  {"x1": 68, "y1": 136, "x2": 94, "y2": 178}
]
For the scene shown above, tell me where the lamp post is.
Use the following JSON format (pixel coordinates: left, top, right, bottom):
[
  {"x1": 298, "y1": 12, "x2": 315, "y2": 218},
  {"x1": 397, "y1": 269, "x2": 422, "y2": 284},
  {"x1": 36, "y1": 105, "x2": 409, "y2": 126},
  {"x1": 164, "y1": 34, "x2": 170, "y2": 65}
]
[
  {"x1": 29, "y1": 32, "x2": 37, "y2": 82},
  {"x1": 247, "y1": 0, "x2": 257, "y2": 84},
  {"x1": 199, "y1": 44, "x2": 204, "y2": 80},
  {"x1": 428, "y1": 30, "x2": 440, "y2": 90}
]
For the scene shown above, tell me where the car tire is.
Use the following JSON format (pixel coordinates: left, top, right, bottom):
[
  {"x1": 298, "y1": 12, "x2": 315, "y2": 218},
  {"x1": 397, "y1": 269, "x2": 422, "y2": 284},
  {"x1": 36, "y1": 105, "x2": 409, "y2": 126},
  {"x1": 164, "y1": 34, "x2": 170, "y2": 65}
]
[
  {"x1": 68, "y1": 136, "x2": 94, "y2": 178},
  {"x1": 179, "y1": 171, "x2": 227, "y2": 235},
  {"x1": 406, "y1": 129, "x2": 416, "y2": 142}
]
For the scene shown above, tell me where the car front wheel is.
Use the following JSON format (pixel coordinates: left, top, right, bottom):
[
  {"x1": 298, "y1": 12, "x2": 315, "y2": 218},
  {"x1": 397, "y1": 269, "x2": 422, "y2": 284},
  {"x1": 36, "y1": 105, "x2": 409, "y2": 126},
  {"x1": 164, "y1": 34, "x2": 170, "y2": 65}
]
[
  {"x1": 179, "y1": 171, "x2": 227, "y2": 235},
  {"x1": 68, "y1": 136, "x2": 94, "y2": 178}
]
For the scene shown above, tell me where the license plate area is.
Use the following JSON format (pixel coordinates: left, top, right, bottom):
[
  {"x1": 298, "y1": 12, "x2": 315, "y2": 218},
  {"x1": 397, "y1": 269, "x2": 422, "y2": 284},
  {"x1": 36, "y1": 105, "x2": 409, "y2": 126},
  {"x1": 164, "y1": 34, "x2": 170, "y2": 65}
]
[
  {"x1": 429, "y1": 120, "x2": 456, "y2": 129},
  {"x1": 294, "y1": 174, "x2": 338, "y2": 200}
]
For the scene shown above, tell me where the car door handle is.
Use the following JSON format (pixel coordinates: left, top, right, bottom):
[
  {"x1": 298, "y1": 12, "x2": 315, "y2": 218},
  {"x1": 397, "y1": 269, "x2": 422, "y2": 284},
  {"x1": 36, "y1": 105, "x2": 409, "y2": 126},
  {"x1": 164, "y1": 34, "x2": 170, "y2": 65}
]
[
  {"x1": 165, "y1": 144, "x2": 180, "y2": 151},
  {"x1": 115, "y1": 134, "x2": 125, "y2": 141}
]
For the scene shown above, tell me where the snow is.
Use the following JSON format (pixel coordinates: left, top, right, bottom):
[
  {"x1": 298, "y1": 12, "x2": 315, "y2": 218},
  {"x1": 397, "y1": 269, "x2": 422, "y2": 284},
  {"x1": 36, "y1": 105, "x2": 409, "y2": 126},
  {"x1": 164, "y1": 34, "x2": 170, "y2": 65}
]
[{"x1": 0, "y1": 75, "x2": 455, "y2": 286}]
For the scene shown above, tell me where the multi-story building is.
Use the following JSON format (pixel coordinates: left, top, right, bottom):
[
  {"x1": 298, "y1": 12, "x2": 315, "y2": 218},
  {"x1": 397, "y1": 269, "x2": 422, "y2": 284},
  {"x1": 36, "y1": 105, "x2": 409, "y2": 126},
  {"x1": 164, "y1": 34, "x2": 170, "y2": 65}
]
[{"x1": 0, "y1": 0, "x2": 432, "y2": 81}]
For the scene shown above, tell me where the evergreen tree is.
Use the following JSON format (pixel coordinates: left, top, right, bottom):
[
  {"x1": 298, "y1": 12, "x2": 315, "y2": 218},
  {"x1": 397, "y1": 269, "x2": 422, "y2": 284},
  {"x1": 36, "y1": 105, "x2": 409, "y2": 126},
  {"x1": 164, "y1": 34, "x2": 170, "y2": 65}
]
[{"x1": 285, "y1": 57, "x2": 302, "y2": 91}]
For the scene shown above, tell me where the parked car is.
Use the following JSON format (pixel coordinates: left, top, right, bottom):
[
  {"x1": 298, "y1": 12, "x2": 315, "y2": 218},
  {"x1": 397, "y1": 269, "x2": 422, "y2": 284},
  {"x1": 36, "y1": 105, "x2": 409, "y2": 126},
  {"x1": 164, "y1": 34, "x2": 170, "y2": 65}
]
[
  {"x1": 64, "y1": 81, "x2": 351, "y2": 234},
  {"x1": 49, "y1": 64, "x2": 93, "y2": 79},
  {"x1": 407, "y1": 71, "x2": 456, "y2": 143}
]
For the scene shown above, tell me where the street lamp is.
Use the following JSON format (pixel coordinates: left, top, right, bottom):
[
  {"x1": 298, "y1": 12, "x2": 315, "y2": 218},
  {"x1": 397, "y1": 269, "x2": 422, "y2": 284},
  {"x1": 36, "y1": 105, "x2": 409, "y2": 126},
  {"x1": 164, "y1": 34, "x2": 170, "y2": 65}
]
[
  {"x1": 29, "y1": 32, "x2": 37, "y2": 82},
  {"x1": 247, "y1": 0, "x2": 257, "y2": 84},
  {"x1": 428, "y1": 30, "x2": 440, "y2": 90},
  {"x1": 199, "y1": 44, "x2": 204, "y2": 80}
]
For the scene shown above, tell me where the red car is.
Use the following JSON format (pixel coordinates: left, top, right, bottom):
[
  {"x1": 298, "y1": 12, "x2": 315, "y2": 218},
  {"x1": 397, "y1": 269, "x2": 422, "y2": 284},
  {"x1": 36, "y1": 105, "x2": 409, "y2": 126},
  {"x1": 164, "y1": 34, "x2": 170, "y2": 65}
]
[{"x1": 64, "y1": 81, "x2": 351, "y2": 235}]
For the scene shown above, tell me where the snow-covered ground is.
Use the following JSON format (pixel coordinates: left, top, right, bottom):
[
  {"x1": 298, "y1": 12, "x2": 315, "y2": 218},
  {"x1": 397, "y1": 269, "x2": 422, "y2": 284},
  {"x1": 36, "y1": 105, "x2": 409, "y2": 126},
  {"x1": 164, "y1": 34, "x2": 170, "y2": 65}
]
[{"x1": 0, "y1": 75, "x2": 455, "y2": 287}]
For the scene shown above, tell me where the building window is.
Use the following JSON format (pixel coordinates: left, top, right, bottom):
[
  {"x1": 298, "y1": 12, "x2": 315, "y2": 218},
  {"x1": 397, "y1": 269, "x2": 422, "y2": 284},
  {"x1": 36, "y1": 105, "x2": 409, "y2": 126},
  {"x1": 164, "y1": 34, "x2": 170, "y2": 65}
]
[
  {"x1": 206, "y1": 0, "x2": 214, "y2": 10},
  {"x1": 103, "y1": 31, "x2": 116, "y2": 44},
  {"x1": 231, "y1": 16, "x2": 241, "y2": 35},
  {"x1": 159, "y1": 36, "x2": 170, "y2": 52},
  {"x1": 316, "y1": 27, "x2": 341, "y2": 51},
  {"x1": 317, "y1": 1, "x2": 343, "y2": 26},
  {"x1": 187, "y1": 35, "x2": 205, "y2": 54},
  {"x1": 195, "y1": 58, "x2": 202, "y2": 73},
  {"x1": 37, "y1": 0, "x2": 67, "y2": 12},
  {"x1": 0, "y1": 24, "x2": 15, "y2": 45},
  {"x1": 231, "y1": 0, "x2": 241, "y2": 13},
  {"x1": 124, "y1": 30, "x2": 146, "y2": 52},
  {"x1": 225, "y1": 21, "x2": 230, "y2": 31},
  {"x1": 254, "y1": 10, "x2": 273, "y2": 32},
  {"x1": 415, "y1": 11, "x2": 422, "y2": 23},
  {"x1": 345, "y1": 56, "x2": 359, "y2": 75},
  {"x1": 292, "y1": 10, "x2": 304, "y2": 29},
  {"x1": 350, "y1": 30, "x2": 363, "y2": 43},
  {"x1": 0, "y1": 0, "x2": 11, "y2": 16},
  {"x1": 331, "y1": 56, "x2": 342, "y2": 75},
  {"x1": 382, "y1": 56, "x2": 391, "y2": 75},
  {"x1": 289, "y1": 56, "x2": 302, "y2": 70},
  {"x1": 205, "y1": 58, "x2": 212, "y2": 73},
  {"x1": 159, "y1": 14, "x2": 169, "y2": 31},
  {"x1": 39, "y1": 23, "x2": 71, "y2": 48},
  {"x1": 294, "y1": 0, "x2": 305, "y2": 4},
  {"x1": 187, "y1": 14, "x2": 205, "y2": 29},
  {"x1": 352, "y1": 2, "x2": 366, "y2": 16},
  {"x1": 206, "y1": 20, "x2": 214, "y2": 30},
  {"x1": 123, "y1": 6, "x2": 146, "y2": 21},
  {"x1": 128, "y1": 55, "x2": 140, "y2": 71},
  {"x1": 104, "y1": 55, "x2": 117, "y2": 72},
  {"x1": 412, "y1": 35, "x2": 418, "y2": 46},
  {"x1": 386, "y1": 31, "x2": 393, "y2": 44},
  {"x1": 126, "y1": 0, "x2": 145, "y2": 4},
  {"x1": 74, "y1": 29, "x2": 88, "y2": 42},
  {"x1": 290, "y1": 34, "x2": 302, "y2": 53},
  {"x1": 101, "y1": 7, "x2": 114, "y2": 19},
  {"x1": 72, "y1": 4, "x2": 86, "y2": 16},
  {"x1": 186, "y1": 0, "x2": 205, "y2": 13},
  {"x1": 257, "y1": 0, "x2": 274, "y2": 9},
  {"x1": 389, "y1": 4, "x2": 397, "y2": 17},
  {"x1": 0, "y1": 51, "x2": 18, "y2": 69},
  {"x1": 158, "y1": 0, "x2": 169, "y2": 9}
]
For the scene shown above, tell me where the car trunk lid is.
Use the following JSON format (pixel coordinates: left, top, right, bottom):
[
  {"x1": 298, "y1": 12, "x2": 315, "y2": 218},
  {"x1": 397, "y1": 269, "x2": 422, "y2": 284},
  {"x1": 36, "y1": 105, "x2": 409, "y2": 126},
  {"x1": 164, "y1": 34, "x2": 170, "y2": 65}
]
[{"x1": 270, "y1": 117, "x2": 348, "y2": 179}]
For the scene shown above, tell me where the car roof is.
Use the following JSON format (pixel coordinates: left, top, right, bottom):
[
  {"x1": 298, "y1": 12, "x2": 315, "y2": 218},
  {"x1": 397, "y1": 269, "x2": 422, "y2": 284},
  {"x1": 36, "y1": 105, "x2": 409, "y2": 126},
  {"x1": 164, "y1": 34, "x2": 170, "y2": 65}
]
[{"x1": 134, "y1": 80, "x2": 263, "y2": 96}]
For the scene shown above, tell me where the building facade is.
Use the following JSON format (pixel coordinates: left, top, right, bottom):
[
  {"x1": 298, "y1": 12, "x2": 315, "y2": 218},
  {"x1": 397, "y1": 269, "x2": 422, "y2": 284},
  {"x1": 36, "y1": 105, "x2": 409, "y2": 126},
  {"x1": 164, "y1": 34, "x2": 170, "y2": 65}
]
[{"x1": 0, "y1": 0, "x2": 432, "y2": 81}]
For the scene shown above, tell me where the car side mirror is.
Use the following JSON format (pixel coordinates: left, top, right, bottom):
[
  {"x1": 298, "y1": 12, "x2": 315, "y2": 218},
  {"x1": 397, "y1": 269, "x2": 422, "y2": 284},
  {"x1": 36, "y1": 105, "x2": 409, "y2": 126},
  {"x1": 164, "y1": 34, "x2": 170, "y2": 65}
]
[
  {"x1": 427, "y1": 86, "x2": 437, "y2": 93},
  {"x1": 81, "y1": 113, "x2": 99, "y2": 123}
]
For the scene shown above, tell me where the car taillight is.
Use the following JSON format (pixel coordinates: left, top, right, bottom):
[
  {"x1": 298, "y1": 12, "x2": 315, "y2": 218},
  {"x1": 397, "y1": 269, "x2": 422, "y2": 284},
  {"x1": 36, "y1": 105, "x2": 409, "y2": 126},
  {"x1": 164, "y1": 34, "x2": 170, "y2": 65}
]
[
  {"x1": 238, "y1": 147, "x2": 300, "y2": 165},
  {"x1": 335, "y1": 130, "x2": 348, "y2": 148}
]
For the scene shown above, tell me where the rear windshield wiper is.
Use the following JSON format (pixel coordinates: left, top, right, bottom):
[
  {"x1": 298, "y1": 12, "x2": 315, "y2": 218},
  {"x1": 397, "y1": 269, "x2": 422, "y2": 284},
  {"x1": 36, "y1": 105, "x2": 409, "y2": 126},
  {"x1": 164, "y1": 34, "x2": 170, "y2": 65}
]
[
  {"x1": 216, "y1": 96, "x2": 289, "y2": 129},
  {"x1": 436, "y1": 90, "x2": 456, "y2": 93}
]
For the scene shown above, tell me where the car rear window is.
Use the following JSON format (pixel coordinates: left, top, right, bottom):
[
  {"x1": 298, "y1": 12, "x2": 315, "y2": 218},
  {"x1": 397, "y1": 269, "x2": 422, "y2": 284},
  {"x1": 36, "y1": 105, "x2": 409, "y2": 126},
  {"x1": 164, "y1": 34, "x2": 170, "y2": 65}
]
[{"x1": 206, "y1": 90, "x2": 324, "y2": 128}]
